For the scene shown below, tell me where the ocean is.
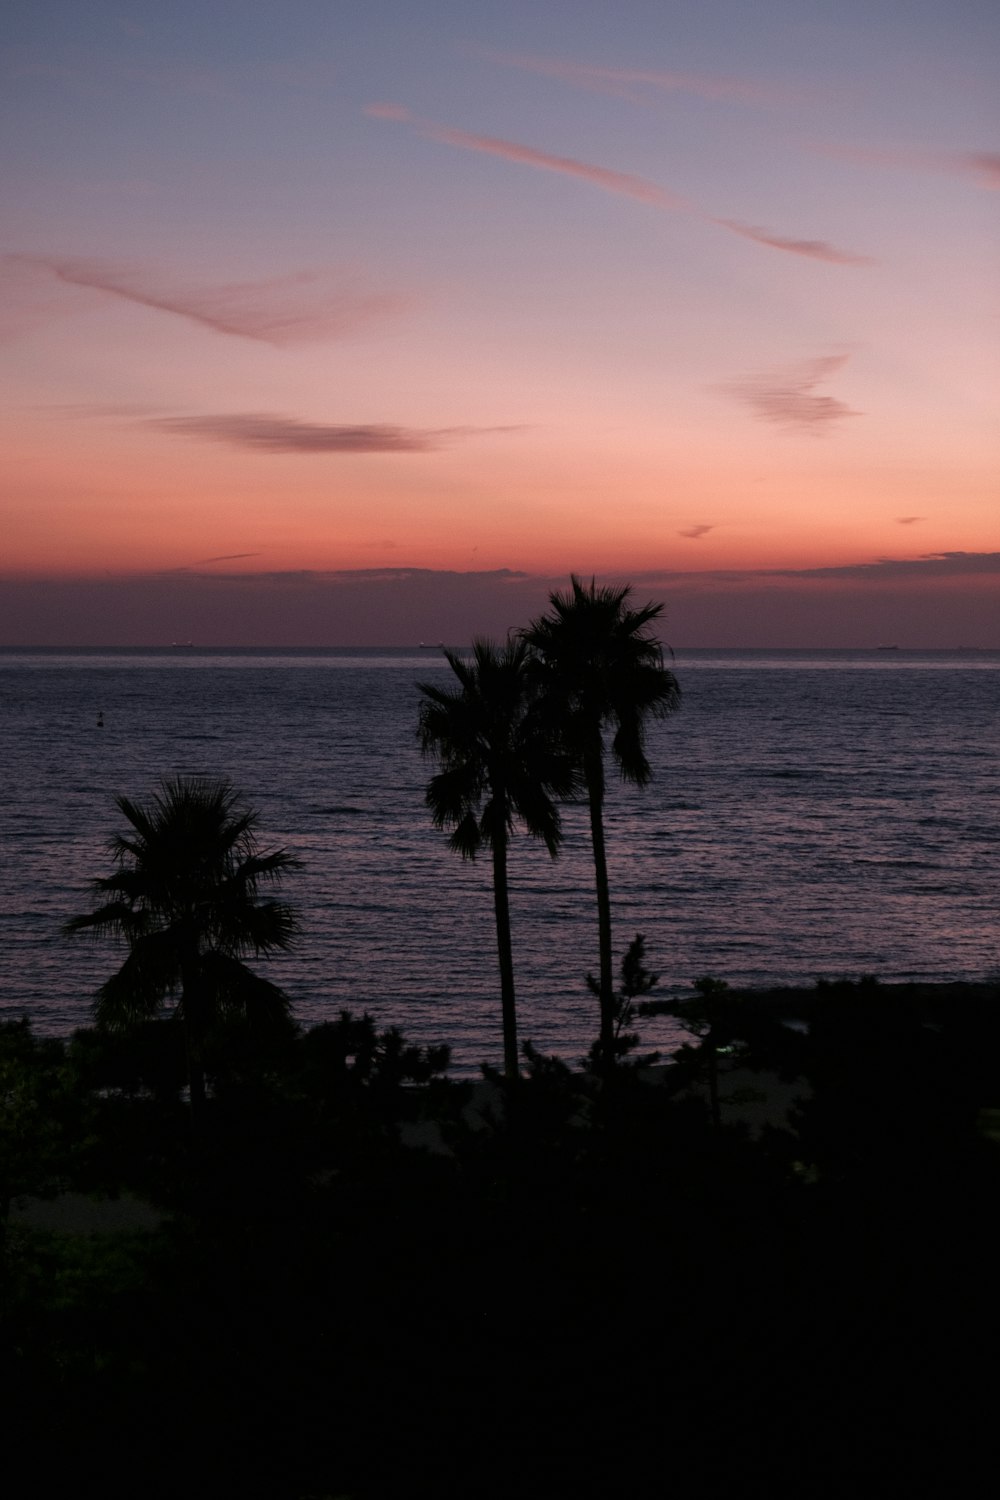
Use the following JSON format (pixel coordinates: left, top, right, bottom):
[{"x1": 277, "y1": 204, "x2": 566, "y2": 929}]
[{"x1": 1, "y1": 647, "x2": 997, "y2": 1074}]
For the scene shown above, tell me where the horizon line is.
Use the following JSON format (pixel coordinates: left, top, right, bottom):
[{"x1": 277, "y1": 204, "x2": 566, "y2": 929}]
[{"x1": 2, "y1": 642, "x2": 996, "y2": 654}]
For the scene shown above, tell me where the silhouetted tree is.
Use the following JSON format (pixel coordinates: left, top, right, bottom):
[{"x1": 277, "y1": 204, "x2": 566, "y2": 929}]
[
  {"x1": 417, "y1": 639, "x2": 577, "y2": 1079},
  {"x1": 669, "y1": 976, "x2": 733, "y2": 1128},
  {"x1": 523, "y1": 577, "x2": 680, "y2": 1070},
  {"x1": 0, "y1": 1020, "x2": 71, "y2": 1241},
  {"x1": 585, "y1": 931, "x2": 660, "y2": 1071},
  {"x1": 64, "y1": 777, "x2": 297, "y2": 1118}
]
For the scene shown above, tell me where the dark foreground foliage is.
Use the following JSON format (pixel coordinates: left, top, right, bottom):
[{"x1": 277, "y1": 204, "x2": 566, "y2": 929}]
[{"x1": 2, "y1": 985, "x2": 999, "y2": 1499}]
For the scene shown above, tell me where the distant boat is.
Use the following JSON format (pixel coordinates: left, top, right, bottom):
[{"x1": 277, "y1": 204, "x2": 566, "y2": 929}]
[
  {"x1": 171, "y1": 641, "x2": 195, "y2": 649},
  {"x1": 876, "y1": 644, "x2": 900, "y2": 651}
]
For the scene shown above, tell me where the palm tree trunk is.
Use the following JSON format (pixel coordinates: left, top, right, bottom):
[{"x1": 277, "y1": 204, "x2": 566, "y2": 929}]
[
  {"x1": 183, "y1": 1019, "x2": 206, "y2": 1127},
  {"x1": 585, "y1": 746, "x2": 615, "y2": 1074},
  {"x1": 492, "y1": 837, "x2": 519, "y2": 1081},
  {"x1": 180, "y1": 945, "x2": 206, "y2": 1130},
  {"x1": 707, "y1": 1033, "x2": 721, "y2": 1130}
]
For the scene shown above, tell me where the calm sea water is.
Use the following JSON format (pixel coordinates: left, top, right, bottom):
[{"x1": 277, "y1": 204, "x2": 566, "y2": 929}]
[{"x1": 1, "y1": 647, "x2": 997, "y2": 1074}]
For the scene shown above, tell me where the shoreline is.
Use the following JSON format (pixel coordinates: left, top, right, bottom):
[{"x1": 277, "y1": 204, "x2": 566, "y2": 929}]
[{"x1": 730, "y1": 976, "x2": 999, "y2": 1015}]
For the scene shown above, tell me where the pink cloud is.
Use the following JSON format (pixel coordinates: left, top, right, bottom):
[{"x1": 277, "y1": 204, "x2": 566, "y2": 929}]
[
  {"x1": 717, "y1": 353, "x2": 862, "y2": 433},
  {"x1": 364, "y1": 101, "x2": 413, "y2": 121},
  {"x1": 812, "y1": 143, "x2": 1000, "y2": 191},
  {"x1": 425, "y1": 124, "x2": 690, "y2": 210},
  {"x1": 472, "y1": 49, "x2": 794, "y2": 107},
  {"x1": 962, "y1": 151, "x2": 1000, "y2": 190},
  {"x1": 369, "y1": 106, "x2": 872, "y2": 264},
  {"x1": 147, "y1": 413, "x2": 521, "y2": 453},
  {"x1": 679, "y1": 524, "x2": 714, "y2": 539},
  {"x1": 716, "y1": 220, "x2": 876, "y2": 265},
  {"x1": 6, "y1": 255, "x2": 412, "y2": 345}
]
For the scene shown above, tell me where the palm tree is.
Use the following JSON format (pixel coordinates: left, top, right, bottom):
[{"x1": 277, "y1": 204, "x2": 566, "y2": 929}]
[
  {"x1": 65, "y1": 776, "x2": 298, "y2": 1114},
  {"x1": 417, "y1": 638, "x2": 577, "y2": 1080},
  {"x1": 522, "y1": 576, "x2": 680, "y2": 1072}
]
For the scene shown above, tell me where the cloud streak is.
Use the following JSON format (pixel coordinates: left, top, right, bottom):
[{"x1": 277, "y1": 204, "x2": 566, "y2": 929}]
[
  {"x1": 6, "y1": 255, "x2": 412, "y2": 345},
  {"x1": 172, "y1": 554, "x2": 999, "y2": 587},
  {"x1": 962, "y1": 151, "x2": 1000, "y2": 190},
  {"x1": 472, "y1": 49, "x2": 795, "y2": 107},
  {"x1": 367, "y1": 106, "x2": 690, "y2": 209},
  {"x1": 631, "y1": 552, "x2": 1000, "y2": 585},
  {"x1": 148, "y1": 413, "x2": 519, "y2": 454},
  {"x1": 428, "y1": 123, "x2": 692, "y2": 208},
  {"x1": 679, "y1": 524, "x2": 714, "y2": 539},
  {"x1": 715, "y1": 219, "x2": 876, "y2": 266},
  {"x1": 367, "y1": 105, "x2": 873, "y2": 265},
  {"x1": 812, "y1": 144, "x2": 1000, "y2": 192},
  {"x1": 771, "y1": 552, "x2": 1000, "y2": 582},
  {"x1": 717, "y1": 354, "x2": 861, "y2": 433}
]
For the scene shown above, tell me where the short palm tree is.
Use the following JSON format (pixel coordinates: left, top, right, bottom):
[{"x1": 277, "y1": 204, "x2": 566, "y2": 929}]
[
  {"x1": 522, "y1": 576, "x2": 680, "y2": 1072},
  {"x1": 65, "y1": 776, "x2": 298, "y2": 1113},
  {"x1": 417, "y1": 638, "x2": 577, "y2": 1079}
]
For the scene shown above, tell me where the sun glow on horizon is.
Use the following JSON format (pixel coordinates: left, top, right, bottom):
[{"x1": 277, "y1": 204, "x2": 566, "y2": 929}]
[{"x1": 0, "y1": 2, "x2": 997, "y2": 644}]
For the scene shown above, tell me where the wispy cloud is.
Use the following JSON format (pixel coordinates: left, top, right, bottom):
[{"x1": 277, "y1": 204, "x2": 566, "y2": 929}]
[
  {"x1": 5, "y1": 255, "x2": 412, "y2": 345},
  {"x1": 962, "y1": 151, "x2": 1000, "y2": 190},
  {"x1": 472, "y1": 48, "x2": 795, "y2": 107},
  {"x1": 191, "y1": 552, "x2": 261, "y2": 564},
  {"x1": 367, "y1": 105, "x2": 873, "y2": 264},
  {"x1": 771, "y1": 551, "x2": 1000, "y2": 581},
  {"x1": 429, "y1": 124, "x2": 692, "y2": 209},
  {"x1": 365, "y1": 102, "x2": 411, "y2": 121},
  {"x1": 812, "y1": 144, "x2": 1000, "y2": 192},
  {"x1": 896, "y1": 516, "x2": 924, "y2": 526},
  {"x1": 716, "y1": 220, "x2": 876, "y2": 266},
  {"x1": 148, "y1": 413, "x2": 519, "y2": 454},
  {"x1": 717, "y1": 353, "x2": 861, "y2": 433},
  {"x1": 679, "y1": 524, "x2": 714, "y2": 539},
  {"x1": 366, "y1": 106, "x2": 689, "y2": 209},
  {"x1": 201, "y1": 566, "x2": 533, "y2": 585},
  {"x1": 620, "y1": 552, "x2": 1000, "y2": 586},
  {"x1": 345, "y1": 553, "x2": 1000, "y2": 586}
]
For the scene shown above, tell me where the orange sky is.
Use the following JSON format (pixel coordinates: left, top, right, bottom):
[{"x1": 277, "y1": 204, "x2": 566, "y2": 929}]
[{"x1": 1, "y1": 3, "x2": 997, "y2": 643}]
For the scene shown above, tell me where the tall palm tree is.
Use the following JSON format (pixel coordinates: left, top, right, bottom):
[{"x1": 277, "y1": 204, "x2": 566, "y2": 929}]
[
  {"x1": 65, "y1": 776, "x2": 298, "y2": 1113},
  {"x1": 417, "y1": 638, "x2": 577, "y2": 1080},
  {"x1": 522, "y1": 576, "x2": 680, "y2": 1072}
]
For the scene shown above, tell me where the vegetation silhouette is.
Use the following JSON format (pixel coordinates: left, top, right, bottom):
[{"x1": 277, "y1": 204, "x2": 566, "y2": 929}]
[
  {"x1": 584, "y1": 930, "x2": 661, "y2": 1070},
  {"x1": 417, "y1": 638, "x2": 577, "y2": 1079},
  {"x1": 661, "y1": 974, "x2": 735, "y2": 1128},
  {"x1": 522, "y1": 576, "x2": 680, "y2": 1070},
  {"x1": 5, "y1": 973, "x2": 999, "y2": 1498},
  {"x1": 0, "y1": 1019, "x2": 77, "y2": 1243},
  {"x1": 64, "y1": 776, "x2": 298, "y2": 1120},
  {"x1": 7, "y1": 615, "x2": 996, "y2": 1496}
]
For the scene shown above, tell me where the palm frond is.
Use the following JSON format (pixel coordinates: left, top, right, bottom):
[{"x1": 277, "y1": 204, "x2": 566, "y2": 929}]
[
  {"x1": 66, "y1": 775, "x2": 298, "y2": 1037},
  {"x1": 63, "y1": 899, "x2": 136, "y2": 940},
  {"x1": 196, "y1": 952, "x2": 292, "y2": 1032},
  {"x1": 417, "y1": 637, "x2": 568, "y2": 861},
  {"x1": 522, "y1": 573, "x2": 680, "y2": 782},
  {"x1": 92, "y1": 931, "x2": 184, "y2": 1030}
]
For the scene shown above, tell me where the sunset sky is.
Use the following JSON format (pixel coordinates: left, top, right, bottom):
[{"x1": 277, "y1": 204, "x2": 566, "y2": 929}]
[{"x1": 2, "y1": 1, "x2": 997, "y2": 645}]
